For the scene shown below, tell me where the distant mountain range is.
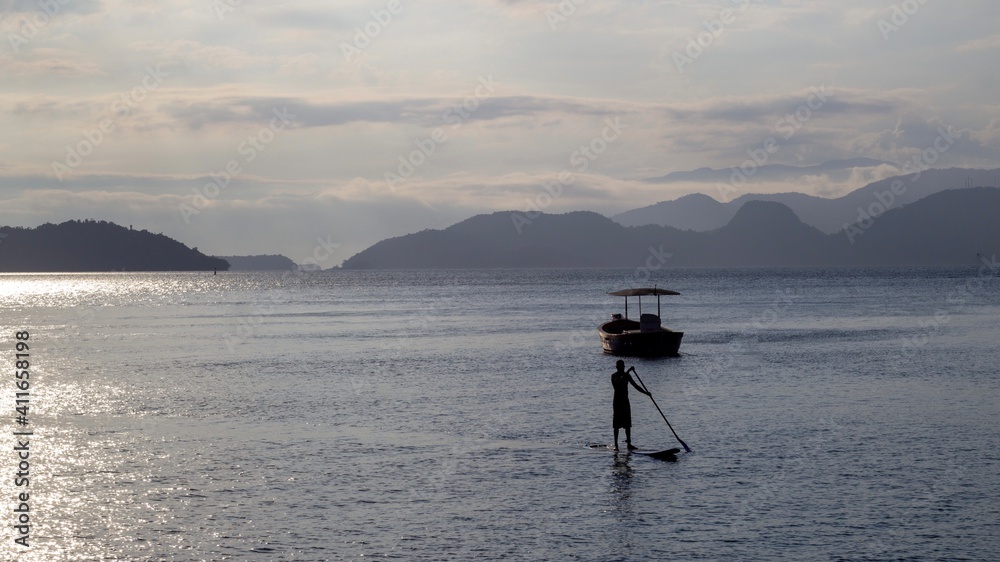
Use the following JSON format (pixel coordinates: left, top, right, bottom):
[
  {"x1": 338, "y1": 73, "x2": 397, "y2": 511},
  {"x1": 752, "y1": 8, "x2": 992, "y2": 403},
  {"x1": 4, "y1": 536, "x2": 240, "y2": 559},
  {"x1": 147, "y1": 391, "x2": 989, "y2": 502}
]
[
  {"x1": 616, "y1": 167, "x2": 1000, "y2": 233},
  {"x1": 642, "y1": 157, "x2": 891, "y2": 185},
  {"x1": 5, "y1": 168, "x2": 998, "y2": 272},
  {"x1": 0, "y1": 220, "x2": 229, "y2": 272},
  {"x1": 341, "y1": 187, "x2": 1000, "y2": 269}
]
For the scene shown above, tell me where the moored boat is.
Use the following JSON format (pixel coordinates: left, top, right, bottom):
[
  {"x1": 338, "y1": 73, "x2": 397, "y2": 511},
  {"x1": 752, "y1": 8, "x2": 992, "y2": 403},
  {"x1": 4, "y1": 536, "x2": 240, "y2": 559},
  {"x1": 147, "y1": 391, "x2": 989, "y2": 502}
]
[{"x1": 598, "y1": 287, "x2": 683, "y2": 357}]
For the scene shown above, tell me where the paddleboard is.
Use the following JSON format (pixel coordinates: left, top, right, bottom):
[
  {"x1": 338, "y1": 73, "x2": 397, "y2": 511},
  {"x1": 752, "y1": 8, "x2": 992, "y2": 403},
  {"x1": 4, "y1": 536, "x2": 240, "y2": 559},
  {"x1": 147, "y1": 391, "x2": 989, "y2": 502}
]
[
  {"x1": 586, "y1": 444, "x2": 681, "y2": 461},
  {"x1": 632, "y1": 448, "x2": 681, "y2": 461}
]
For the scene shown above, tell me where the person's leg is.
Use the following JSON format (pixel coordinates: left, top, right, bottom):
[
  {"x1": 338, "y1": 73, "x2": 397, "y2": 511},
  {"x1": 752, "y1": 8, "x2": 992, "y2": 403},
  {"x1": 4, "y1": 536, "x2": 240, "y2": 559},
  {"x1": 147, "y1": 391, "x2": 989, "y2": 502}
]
[
  {"x1": 613, "y1": 427, "x2": 620, "y2": 450},
  {"x1": 625, "y1": 427, "x2": 636, "y2": 450}
]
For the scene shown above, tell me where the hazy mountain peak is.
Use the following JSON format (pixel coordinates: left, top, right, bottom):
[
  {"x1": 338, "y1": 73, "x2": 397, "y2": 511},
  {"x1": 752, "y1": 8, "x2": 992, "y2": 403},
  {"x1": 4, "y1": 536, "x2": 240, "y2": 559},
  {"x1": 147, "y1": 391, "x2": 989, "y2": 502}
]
[
  {"x1": 727, "y1": 200, "x2": 804, "y2": 228},
  {"x1": 676, "y1": 192, "x2": 720, "y2": 203},
  {"x1": 644, "y1": 158, "x2": 894, "y2": 184},
  {"x1": 616, "y1": 167, "x2": 1000, "y2": 234}
]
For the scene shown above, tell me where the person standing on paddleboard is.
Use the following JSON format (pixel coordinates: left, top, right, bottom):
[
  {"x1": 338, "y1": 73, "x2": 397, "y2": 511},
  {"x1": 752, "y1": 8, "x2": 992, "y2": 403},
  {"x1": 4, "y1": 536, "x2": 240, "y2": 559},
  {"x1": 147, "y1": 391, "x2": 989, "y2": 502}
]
[{"x1": 611, "y1": 359, "x2": 650, "y2": 451}]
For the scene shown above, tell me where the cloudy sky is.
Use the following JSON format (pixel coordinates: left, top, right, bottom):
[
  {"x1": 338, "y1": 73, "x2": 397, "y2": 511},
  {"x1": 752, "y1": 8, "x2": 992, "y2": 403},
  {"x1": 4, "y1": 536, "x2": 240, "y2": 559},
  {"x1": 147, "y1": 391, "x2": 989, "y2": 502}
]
[{"x1": 2, "y1": 0, "x2": 999, "y2": 264}]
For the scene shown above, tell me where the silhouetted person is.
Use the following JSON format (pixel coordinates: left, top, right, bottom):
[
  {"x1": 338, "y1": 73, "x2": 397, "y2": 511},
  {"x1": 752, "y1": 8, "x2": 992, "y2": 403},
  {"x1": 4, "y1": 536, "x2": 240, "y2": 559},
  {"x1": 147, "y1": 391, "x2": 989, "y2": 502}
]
[{"x1": 611, "y1": 359, "x2": 650, "y2": 451}]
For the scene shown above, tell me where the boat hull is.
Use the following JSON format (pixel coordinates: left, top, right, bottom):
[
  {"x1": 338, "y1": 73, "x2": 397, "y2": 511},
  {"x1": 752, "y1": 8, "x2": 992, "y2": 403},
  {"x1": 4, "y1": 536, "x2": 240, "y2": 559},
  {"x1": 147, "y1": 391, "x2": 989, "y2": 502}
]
[{"x1": 598, "y1": 319, "x2": 683, "y2": 357}]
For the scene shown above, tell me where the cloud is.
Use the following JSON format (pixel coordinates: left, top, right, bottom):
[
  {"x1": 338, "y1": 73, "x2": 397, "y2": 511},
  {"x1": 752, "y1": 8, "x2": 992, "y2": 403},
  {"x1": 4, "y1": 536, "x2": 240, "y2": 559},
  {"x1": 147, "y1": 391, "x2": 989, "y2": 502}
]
[
  {"x1": 0, "y1": 0, "x2": 102, "y2": 15},
  {"x1": 664, "y1": 87, "x2": 902, "y2": 124},
  {"x1": 245, "y1": 5, "x2": 351, "y2": 31},
  {"x1": 0, "y1": 49, "x2": 106, "y2": 76},
  {"x1": 156, "y1": 92, "x2": 628, "y2": 130},
  {"x1": 956, "y1": 34, "x2": 1000, "y2": 52},
  {"x1": 851, "y1": 112, "x2": 1000, "y2": 166}
]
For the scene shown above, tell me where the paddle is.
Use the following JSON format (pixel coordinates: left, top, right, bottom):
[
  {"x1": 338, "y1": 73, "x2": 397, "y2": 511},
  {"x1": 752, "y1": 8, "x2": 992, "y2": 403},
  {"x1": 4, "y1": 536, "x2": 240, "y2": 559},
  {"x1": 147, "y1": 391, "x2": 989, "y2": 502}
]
[{"x1": 629, "y1": 366, "x2": 692, "y2": 453}]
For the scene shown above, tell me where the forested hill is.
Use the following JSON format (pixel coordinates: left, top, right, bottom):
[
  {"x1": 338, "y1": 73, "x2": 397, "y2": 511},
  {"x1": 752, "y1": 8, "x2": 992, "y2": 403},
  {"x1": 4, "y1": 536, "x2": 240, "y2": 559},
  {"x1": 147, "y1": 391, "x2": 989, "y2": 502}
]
[{"x1": 0, "y1": 220, "x2": 229, "y2": 272}]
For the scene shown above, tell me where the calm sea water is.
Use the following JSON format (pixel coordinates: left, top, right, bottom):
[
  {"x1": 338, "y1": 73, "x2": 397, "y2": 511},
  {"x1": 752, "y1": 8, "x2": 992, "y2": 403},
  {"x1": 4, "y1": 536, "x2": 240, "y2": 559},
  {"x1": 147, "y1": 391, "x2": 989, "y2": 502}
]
[{"x1": 1, "y1": 266, "x2": 998, "y2": 561}]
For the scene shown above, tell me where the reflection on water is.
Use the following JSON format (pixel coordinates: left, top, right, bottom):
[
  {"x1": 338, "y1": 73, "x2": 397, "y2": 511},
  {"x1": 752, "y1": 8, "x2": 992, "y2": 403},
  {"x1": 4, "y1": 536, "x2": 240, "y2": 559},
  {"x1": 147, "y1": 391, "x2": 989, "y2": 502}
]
[{"x1": 609, "y1": 453, "x2": 634, "y2": 524}]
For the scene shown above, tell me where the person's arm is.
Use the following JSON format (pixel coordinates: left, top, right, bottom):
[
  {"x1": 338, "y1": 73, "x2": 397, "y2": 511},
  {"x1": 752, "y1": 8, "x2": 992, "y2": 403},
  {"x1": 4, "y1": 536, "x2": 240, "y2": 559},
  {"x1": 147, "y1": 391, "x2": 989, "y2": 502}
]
[{"x1": 627, "y1": 373, "x2": 650, "y2": 395}]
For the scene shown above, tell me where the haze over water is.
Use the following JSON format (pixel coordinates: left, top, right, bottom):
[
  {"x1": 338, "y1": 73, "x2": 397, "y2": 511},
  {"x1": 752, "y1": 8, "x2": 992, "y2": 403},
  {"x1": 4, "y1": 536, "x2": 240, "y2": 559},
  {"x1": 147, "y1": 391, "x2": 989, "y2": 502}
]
[{"x1": 1, "y1": 267, "x2": 998, "y2": 560}]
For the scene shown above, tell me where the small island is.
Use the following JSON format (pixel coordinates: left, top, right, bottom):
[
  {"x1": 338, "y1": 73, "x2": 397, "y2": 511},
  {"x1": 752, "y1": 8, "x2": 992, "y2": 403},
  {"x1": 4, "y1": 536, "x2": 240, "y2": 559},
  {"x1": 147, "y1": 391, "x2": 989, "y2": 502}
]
[
  {"x1": 0, "y1": 220, "x2": 229, "y2": 272},
  {"x1": 217, "y1": 255, "x2": 299, "y2": 271}
]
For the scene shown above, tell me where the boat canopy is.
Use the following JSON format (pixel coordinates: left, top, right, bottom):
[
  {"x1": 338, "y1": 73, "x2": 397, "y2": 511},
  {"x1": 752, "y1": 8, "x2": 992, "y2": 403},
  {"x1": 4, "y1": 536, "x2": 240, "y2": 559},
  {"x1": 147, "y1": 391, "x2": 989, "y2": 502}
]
[{"x1": 608, "y1": 288, "x2": 680, "y2": 297}]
